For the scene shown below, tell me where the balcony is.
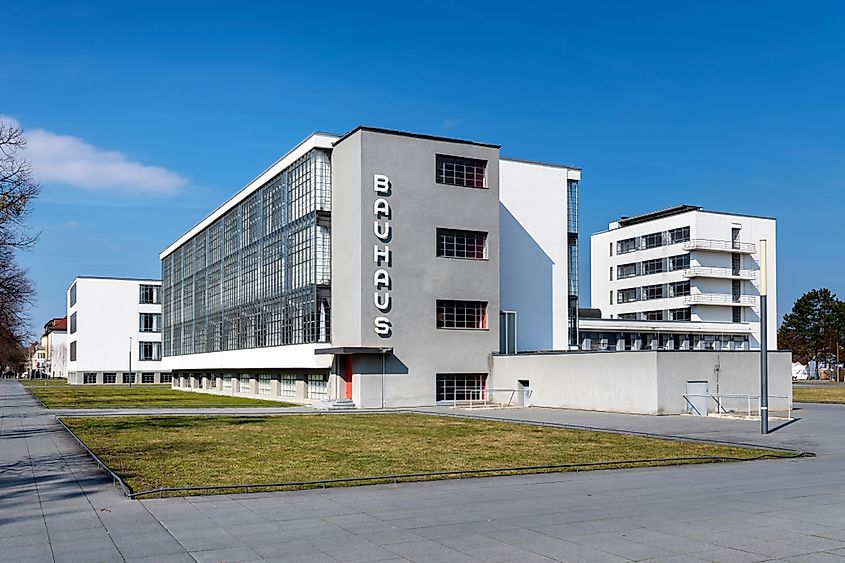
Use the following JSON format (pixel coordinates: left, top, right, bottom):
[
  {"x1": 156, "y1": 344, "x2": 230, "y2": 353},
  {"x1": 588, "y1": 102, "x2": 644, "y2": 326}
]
[
  {"x1": 682, "y1": 239, "x2": 756, "y2": 254},
  {"x1": 684, "y1": 294, "x2": 756, "y2": 306},
  {"x1": 682, "y1": 267, "x2": 755, "y2": 280}
]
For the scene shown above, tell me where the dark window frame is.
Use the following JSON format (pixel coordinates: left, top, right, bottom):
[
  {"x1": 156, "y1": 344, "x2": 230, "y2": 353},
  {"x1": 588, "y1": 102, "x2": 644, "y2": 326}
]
[
  {"x1": 436, "y1": 300, "x2": 488, "y2": 330},
  {"x1": 641, "y1": 258, "x2": 664, "y2": 276},
  {"x1": 435, "y1": 154, "x2": 487, "y2": 189},
  {"x1": 436, "y1": 228, "x2": 488, "y2": 260},
  {"x1": 642, "y1": 284, "x2": 665, "y2": 300},
  {"x1": 138, "y1": 341, "x2": 162, "y2": 361}
]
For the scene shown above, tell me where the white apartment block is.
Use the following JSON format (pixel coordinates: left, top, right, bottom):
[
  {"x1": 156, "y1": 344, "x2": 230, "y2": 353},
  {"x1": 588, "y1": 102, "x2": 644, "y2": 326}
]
[
  {"x1": 67, "y1": 276, "x2": 171, "y2": 384},
  {"x1": 42, "y1": 317, "x2": 68, "y2": 378},
  {"x1": 587, "y1": 205, "x2": 776, "y2": 351}
]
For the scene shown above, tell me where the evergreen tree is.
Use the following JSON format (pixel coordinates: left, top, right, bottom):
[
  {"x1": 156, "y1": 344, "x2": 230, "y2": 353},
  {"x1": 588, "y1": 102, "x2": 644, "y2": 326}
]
[{"x1": 778, "y1": 288, "x2": 842, "y2": 366}]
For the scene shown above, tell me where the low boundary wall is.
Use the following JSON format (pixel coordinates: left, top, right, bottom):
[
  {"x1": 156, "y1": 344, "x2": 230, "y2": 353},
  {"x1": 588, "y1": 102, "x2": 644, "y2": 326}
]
[{"x1": 489, "y1": 350, "x2": 792, "y2": 415}]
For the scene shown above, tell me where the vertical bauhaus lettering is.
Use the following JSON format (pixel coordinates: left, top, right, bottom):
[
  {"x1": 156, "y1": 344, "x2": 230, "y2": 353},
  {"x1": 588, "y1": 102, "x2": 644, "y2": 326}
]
[{"x1": 373, "y1": 174, "x2": 393, "y2": 336}]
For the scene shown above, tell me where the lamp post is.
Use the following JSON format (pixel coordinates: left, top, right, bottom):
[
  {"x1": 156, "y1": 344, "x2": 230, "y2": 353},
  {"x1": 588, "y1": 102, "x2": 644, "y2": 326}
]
[
  {"x1": 128, "y1": 337, "x2": 133, "y2": 388},
  {"x1": 759, "y1": 239, "x2": 768, "y2": 434}
]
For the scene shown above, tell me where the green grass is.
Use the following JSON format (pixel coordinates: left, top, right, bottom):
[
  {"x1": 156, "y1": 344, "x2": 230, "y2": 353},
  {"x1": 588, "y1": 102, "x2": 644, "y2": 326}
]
[
  {"x1": 19, "y1": 379, "x2": 69, "y2": 387},
  {"x1": 22, "y1": 380, "x2": 294, "y2": 409},
  {"x1": 62, "y1": 413, "x2": 785, "y2": 496},
  {"x1": 793, "y1": 384, "x2": 845, "y2": 404}
]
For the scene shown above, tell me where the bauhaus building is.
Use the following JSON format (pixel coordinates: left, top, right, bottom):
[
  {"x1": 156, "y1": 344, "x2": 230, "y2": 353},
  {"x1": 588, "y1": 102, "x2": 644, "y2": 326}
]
[{"x1": 161, "y1": 127, "x2": 580, "y2": 407}]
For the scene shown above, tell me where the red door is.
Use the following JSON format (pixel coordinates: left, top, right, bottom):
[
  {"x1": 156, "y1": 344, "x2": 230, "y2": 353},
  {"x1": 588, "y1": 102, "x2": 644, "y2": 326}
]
[{"x1": 344, "y1": 355, "x2": 353, "y2": 400}]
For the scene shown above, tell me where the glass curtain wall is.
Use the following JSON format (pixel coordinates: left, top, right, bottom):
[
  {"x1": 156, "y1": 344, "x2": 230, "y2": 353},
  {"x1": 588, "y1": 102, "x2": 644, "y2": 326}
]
[
  {"x1": 163, "y1": 149, "x2": 332, "y2": 357},
  {"x1": 567, "y1": 179, "x2": 579, "y2": 348}
]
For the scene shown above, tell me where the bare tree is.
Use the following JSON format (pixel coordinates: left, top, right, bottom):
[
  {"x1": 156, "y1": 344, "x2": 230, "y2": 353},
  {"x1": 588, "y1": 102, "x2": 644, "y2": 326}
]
[
  {"x1": 0, "y1": 119, "x2": 40, "y2": 249},
  {"x1": 0, "y1": 245, "x2": 35, "y2": 369},
  {"x1": 0, "y1": 119, "x2": 40, "y2": 368}
]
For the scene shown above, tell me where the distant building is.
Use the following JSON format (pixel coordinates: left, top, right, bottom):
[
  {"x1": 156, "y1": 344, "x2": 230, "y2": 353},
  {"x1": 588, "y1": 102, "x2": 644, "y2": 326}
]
[
  {"x1": 586, "y1": 205, "x2": 777, "y2": 351},
  {"x1": 66, "y1": 276, "x2": 171, "y2": 384},
  {"x1": 41, "y1": 317, "x2": 68, "y2": 378},
  {"x1": 27, "y1": 341, "x2": 47, "y2": 376}
]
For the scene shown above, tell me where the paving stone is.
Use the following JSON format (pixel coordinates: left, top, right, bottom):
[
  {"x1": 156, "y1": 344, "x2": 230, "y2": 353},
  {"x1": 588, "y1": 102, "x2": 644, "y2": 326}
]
[{"x1": 191, "y1": 545, "x2": 263, "y2": 563}]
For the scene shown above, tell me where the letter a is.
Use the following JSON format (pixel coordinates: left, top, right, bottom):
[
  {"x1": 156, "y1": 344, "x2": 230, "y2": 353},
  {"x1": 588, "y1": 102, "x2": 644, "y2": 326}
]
[
  {"x1": 374, "y1": 269, "x2": 391, "y2": 289},
  {"x1": 373, "y1": 198, "x2": 391, "y2": 218}
]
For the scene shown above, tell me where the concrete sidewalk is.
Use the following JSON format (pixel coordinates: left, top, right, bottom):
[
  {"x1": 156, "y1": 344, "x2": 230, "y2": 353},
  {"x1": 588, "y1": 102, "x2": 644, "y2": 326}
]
[
  {"x1": 4, "y1": 379, "x2": 845, "y2": 562},
  {"x1": 0, "y1": 381, "x2": 193, "y2": 562}
]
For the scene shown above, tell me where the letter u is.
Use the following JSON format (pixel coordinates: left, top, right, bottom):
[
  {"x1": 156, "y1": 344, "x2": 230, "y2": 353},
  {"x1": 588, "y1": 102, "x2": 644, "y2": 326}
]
[{"x1": 374, "y1": 220, "x2": 391, "y2": 241}]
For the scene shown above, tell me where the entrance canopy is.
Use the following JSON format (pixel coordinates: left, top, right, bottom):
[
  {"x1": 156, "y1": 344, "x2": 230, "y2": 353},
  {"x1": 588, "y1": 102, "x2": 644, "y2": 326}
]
[{"x1": 314, "y1": 346, "x2": 393, "y2": 355}]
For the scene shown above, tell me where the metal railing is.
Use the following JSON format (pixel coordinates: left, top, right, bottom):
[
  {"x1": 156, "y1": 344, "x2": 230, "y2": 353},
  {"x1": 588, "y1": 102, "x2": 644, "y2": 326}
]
[
  {"x1": 682, "y1": 267, "x2": 755, "y2": 279},
  {"x1": 683, "y1": 239, "x2": 756, "y2": 253},
  {"x1": 683, "y1": 393, "x2": 792, "y2": 420},
  {"x1": 445, "y1": 387, "x2": 528, "y2": 409},
  {"x1": 684, "y1": 294, "x2": 756, "y2": 306}
]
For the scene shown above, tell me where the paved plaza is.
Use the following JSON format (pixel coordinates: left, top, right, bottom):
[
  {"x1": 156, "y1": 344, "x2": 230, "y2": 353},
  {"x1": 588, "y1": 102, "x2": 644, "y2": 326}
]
[{"x1": 2, "y1": 379, "x2": 845, "y2": 562}]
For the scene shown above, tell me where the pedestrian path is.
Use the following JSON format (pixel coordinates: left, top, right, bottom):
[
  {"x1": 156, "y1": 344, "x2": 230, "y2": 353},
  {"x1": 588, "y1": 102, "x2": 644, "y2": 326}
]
[
  {"x1": 4, "y1": 379, "x2": 845, "y2": 562},
  {"x1": 0, "y1": 380, "x2": 192, "y2": 562}
]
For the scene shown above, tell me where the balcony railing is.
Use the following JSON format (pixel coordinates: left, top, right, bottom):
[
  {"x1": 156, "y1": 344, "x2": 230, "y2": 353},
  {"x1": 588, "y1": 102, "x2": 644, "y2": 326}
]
[
  {"x1": 682, "y1": 267, "x2": 755, "y2": 280},
  {"x1": 684, "y1": 294, "x2": 756, "y2": 306},
  {"x1": 682, "y1": 239, "x2": 756, "y2": 253}
]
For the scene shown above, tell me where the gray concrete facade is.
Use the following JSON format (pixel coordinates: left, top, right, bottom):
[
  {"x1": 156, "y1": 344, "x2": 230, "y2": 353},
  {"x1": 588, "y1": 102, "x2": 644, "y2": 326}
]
[
  {"x1": 331, "y1": 128, "x2": 501, "y2": 407},
  {"x1": 490, "y1": 350, "x2": 792, "y2": 415}
]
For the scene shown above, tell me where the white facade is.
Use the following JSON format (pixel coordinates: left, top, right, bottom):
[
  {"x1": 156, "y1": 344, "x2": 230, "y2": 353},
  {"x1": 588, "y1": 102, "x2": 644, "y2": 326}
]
[
  {"x1": 499, "y1": 159, "x2": 581, "y2": 351},
  {"x1": 589, "y1": 206, "x2": 777, "y2": 350},
  {"x1": 46, "y1": 330, "x2": 68, "y2": 378},
  {"x1": 66, "y1": 277, "x2": 169, "y2": 384}
]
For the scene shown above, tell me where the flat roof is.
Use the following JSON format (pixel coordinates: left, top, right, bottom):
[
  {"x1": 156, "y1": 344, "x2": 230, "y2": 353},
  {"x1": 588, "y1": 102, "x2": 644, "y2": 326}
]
[
  {"x1": 73, "y1": 276, "x2": 161, "y2": 283},
  {"x1": 69, "y1": 276, "x2": 161, "y2": 292},
  {"x1": 500, "y1": 156, "x2": 581, "y2": 171},
  {"x1": 160, "y1": 125, "x2": 578, "y2": 260},
  {"x1": 592, "y1": 205, "x2": 777, "y2": 235},
  {"x1": 617, "y1": 205, "x2": 703, "y2": 227},
  {"x1": 160, "y1": 132, "x2": 339, "y2": 259},
  {"x1": 333, "y1": 126, "x2": 500, "y2": 149}
]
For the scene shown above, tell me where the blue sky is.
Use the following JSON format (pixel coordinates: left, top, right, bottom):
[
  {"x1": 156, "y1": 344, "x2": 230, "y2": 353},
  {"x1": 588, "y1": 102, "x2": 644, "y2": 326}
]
[{"x1": 3, "y1": 1, "x2": 844, "y2": 337}]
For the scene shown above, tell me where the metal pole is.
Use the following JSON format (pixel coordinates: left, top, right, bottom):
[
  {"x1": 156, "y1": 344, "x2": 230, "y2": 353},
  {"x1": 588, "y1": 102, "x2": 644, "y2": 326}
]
[
  {"x1": 759, "y1": 239, "x2": 768, "y2": 434},
  {"x1": 128, "y1": 337, "x2": 132, "y2": 388}
]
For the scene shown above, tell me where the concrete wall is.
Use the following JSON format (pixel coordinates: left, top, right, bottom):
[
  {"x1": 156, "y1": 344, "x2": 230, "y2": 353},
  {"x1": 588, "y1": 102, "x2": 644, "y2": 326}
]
[
  {"x1": 490, "y1": 352, "x2": 660, "y2": 414},
  {"x1": 332, "y1": 129, "x2": 501, "y2": 407},
  {"x1": 490, "y1": 350, "x2": 792, "y2": 415},
  {"x1": 655, "y1": 351, "x2": 791, "y2": 414}
]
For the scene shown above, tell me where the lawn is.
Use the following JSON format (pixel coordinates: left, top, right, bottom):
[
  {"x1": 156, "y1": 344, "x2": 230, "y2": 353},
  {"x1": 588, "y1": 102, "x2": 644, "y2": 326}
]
[
  {"x1": 22, "y1": 380, "x2": 294, "y2": 409},
  {"x1": 793, "y1": 384, "x2": 845, "y2": 404},
  {"x1": 62, "y1": 413, "x2": 786, "y2": 496}
]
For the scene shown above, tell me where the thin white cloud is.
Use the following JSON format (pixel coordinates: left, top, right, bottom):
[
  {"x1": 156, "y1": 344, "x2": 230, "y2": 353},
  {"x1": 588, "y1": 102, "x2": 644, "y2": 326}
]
[
  {"x1": 441, "y1": 118, "x2": 461, "y2": 130},
  {"x1": 1, "y1": 115, "x2": 188, "y2": 196}
]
